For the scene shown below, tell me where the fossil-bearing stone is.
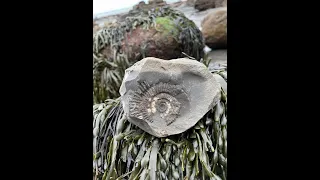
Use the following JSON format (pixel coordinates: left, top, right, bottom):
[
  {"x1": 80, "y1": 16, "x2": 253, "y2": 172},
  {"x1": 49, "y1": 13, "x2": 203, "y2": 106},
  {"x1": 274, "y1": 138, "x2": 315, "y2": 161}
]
[{"x1": 119, "y1": 57, "x2": 221, "y2": 137}]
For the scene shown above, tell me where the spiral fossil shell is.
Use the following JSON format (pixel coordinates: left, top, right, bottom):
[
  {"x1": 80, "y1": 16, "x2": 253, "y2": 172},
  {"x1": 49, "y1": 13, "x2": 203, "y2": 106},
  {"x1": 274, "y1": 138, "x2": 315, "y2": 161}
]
[
  {"x1": 129, "y1": 81, "x2": 188, "y2": 126},
  {"x1": 120, "y1": 57, "x2": 221, "y2": 137}
]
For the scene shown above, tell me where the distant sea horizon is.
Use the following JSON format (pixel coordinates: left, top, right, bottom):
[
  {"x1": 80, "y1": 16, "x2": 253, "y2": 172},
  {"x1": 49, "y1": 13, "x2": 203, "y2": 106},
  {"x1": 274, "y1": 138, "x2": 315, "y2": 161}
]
[{"x1": 93, "y1": 0, "x2": 183, "y2": 19}]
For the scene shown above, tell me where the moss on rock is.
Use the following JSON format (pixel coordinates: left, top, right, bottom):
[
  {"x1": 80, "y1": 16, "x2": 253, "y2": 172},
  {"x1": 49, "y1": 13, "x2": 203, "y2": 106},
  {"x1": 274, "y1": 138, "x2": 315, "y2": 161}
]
[
  {"x1": 93, "y1": 7, "x2": 205, "y2": 103},
  {"x1": 155, "y1": 17, "x2": 180, "y2": 38}
]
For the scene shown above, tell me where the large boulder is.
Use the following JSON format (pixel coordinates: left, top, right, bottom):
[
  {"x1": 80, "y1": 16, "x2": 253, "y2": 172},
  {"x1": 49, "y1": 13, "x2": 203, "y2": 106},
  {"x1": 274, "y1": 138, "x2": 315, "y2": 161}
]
[
  {"x1": 93, "y1": 7, "x2": 205, "y2": 102},
  {"x1": 94, "y1": 8, "x2": 204, "y2": 63},
  {"x1": 201, "y1": 7, "x2": 227, "y2": 49},
  {"x1": 215, "y1": 0, "x2": 227, "y2": 7},
  {"x1": 195, "y1": 0, "x2": 215, "y2": 11},
  {"x1": 120, "y1": 57, "x2": 221, "y2": 137},
  {"x1": 188, "y1": 0, "x2": 227, "y2": 11},
  {"x1": 120, "y1": 17, "x2": 184, "y2": 61}
]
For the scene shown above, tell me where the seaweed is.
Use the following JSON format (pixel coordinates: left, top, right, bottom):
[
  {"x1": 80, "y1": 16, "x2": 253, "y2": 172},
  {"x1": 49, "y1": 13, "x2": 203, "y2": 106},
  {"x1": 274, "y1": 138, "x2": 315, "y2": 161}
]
[{"x1": 93, "y1": 7, "x2": 205, "y2": 103}]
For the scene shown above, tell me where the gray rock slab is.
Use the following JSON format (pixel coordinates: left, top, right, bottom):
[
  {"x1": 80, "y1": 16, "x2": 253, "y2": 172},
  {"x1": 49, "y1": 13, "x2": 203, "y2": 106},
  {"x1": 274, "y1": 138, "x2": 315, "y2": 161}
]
[{"x1": 120, "y1": 57, "x2": 221, "y2": 137}]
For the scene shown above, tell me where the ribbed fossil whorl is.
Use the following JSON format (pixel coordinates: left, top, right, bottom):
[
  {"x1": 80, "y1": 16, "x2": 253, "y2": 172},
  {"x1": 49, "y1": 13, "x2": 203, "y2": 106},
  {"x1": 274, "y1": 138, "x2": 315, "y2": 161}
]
[
  {"x1": 120, "y1": 57, "x2": 221, "y2": 137},
  {"x1": 129, "y1": 81, "x2": 188, "y2": 126}
]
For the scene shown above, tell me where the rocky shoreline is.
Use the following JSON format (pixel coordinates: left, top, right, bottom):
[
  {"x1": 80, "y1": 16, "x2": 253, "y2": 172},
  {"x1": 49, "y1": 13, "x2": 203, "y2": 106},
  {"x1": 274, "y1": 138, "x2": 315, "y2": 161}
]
[
  {"x1": 93, "y1": 3, "x2": 227, "y2": 178},
  {"x1": 93, "y1": 0, "x2": 227, "y2": 67}
]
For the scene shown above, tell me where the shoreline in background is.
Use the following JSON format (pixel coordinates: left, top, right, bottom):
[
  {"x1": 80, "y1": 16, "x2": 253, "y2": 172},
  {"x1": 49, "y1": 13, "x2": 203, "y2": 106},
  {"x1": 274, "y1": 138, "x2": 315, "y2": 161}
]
[
  {"x1": 93, "y1": 0, "x2": 227, "y2": 81},
  {"x1": 93, "y1": 7, "x2": 131, "y2": 19},
  {"x1": 93, "y1": 0, "x2": 184, "y2": 19}
]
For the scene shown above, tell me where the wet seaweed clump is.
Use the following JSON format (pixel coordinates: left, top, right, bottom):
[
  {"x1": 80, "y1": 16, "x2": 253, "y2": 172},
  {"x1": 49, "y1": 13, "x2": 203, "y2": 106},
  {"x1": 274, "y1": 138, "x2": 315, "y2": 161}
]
[
  {"x1": 93, "y1": 62, "x2": 227, "y2": 180},
  {"x1": 93, "y1": 91, "x2": 227, "y2": 180},
  {"x1": 93, "y1": 7, "x2": 205, "y2": 103}
]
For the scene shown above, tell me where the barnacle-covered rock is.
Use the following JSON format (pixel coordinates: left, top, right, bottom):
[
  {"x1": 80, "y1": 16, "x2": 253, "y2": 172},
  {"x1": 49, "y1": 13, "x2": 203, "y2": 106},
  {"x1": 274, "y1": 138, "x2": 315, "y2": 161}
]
[{"x1": 119, "y1": 57, "x2": 221, "y2": 137}]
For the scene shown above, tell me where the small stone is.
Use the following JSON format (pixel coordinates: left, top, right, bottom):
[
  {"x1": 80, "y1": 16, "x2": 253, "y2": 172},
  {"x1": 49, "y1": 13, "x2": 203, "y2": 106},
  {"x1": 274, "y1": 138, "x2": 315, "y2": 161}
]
[{"x1": 120, "y1": 57, "x2": 221, "y2": 137}]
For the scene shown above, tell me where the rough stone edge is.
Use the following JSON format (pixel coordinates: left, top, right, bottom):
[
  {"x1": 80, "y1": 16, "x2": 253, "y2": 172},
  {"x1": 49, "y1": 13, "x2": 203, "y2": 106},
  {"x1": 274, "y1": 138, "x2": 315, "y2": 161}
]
[{"x1": 119, "y1": 57, "x2": 222, "y2": 137}]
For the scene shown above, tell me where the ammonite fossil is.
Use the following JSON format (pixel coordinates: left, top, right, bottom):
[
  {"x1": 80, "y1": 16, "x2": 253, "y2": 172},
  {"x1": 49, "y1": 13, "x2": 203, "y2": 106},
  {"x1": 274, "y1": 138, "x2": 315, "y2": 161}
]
[
  {"x1": 129, "y1": 81, "x2": 188, "y2": 126},
  {"x1": 120, "y1": 57, "x2": 221, "y2": 137}
]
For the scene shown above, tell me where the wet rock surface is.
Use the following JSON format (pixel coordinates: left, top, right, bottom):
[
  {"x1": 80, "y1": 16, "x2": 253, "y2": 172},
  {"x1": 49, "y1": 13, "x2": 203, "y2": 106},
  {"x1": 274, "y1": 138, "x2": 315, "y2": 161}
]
[
  {"x1": 187, "y1": 0, "x2": 226, "y2": 10},
  {"x1": 195, "y1": 0, "x2": 216, "y2": 11},
  {"x1": 94, "y1": 7, "x2": 205, "y2": 63},
  {"x1": 120, "y1": 57, "x2": 221, "y2": 137},
  {"x1": 215, "y1": 0, "x2": 227, "y2": 8},
  {"x1": 201, "y1": 7, "x2": 227, "y2": 49},
  {"x1": 93, "y1": 7, "x2": 206, "y2": 102}
]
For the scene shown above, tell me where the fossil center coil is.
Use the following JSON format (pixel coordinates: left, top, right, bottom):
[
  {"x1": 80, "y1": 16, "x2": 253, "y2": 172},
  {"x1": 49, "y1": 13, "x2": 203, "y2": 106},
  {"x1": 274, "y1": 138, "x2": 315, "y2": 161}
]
[{"x1": 128, "y1": 81, "x2": 186, "y2": 126}]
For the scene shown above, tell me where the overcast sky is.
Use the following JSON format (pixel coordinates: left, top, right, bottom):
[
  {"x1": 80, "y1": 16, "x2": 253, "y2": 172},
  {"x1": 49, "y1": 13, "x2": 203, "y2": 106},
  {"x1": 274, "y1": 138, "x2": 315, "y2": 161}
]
[{"x1": 93, "y1": 0, "x2": 148, "y2": 14}]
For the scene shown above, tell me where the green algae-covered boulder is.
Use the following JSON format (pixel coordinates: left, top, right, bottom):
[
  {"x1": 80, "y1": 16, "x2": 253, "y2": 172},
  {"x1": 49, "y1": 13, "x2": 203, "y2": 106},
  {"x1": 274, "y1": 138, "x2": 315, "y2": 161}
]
[
  {"x1": 121, "y1": 16, "x2": 187, "y2": 61},
  {"x1": 93, "y1": 7, "x2": 205, "y2": 103}
]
